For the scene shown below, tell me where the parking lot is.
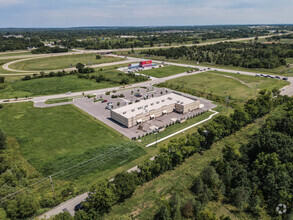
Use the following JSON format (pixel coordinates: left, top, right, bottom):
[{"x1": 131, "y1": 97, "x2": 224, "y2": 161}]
[{"x1": 73, "y1": 86, "x2": 216, "y2": 139}]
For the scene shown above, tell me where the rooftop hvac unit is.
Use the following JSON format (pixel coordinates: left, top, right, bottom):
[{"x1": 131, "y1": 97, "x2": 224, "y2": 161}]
[
  {"x1": 177, "y1": 101, "x2": 180, "y2": 103},
  {"x1": 131, "y1": 109, "x2": 135, "y2": 112},
  {"x1": 123, "y1": 111, "x2": 127, "y2": 114}
]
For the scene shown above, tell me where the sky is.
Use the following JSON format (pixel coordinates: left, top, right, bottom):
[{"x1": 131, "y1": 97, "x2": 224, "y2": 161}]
[{"x1": 0, "y1": 0, "x2": 292, "y2": 27}]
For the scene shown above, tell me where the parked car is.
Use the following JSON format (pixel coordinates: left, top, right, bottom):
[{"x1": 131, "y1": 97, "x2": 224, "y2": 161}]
[
  {"x1": 237, "y1": 72, "x2": 240, "y2": 74},
  {"x1": 282, "y1": 77, "x2": 288, "y2": 81},
  {"x1": 101, "y1": 99, "x2": 108, "y2": 103},
  {"x1": 74, "y1": 202, "x2": 84, "y2": 212}
]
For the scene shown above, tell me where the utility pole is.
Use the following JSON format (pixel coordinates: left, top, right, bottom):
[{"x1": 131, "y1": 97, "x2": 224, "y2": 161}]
[{"x1": 49, "y1": 176, "x2": 56, "y2": 200}]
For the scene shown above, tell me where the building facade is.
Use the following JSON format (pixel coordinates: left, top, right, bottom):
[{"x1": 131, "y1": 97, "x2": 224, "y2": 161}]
[{"x1": 110, "y1": 93, "x2": 200, "y2": 128}]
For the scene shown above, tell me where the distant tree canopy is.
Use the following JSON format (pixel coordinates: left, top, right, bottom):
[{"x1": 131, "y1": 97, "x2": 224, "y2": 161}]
[{"x1": 0, "y1": 36, "x2": 43, "y2": 52}]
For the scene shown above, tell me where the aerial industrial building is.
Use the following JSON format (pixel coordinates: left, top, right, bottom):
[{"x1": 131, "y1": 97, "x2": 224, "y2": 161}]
[{"x1": 110, "y1": 93, "x2": 200, "y2": 128}]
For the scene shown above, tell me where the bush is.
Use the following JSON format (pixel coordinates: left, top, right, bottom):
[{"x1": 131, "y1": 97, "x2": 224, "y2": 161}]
[
  {"x1": 22, "y1": 75, "x2": 32, "y2": 81},
  {"x1": 0, "y1": 128, "x2": 6, "y2": 150},
  {"x1": 0, "y1": 77, "x2": 4, "y2": 83}
]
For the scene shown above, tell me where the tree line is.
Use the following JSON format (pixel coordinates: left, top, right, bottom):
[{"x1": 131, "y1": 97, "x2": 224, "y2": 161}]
[
  {"x1": 144, "y1": 42, "x2": 293, "y2": 69},
  {"x1": 31, "y1": 46, "x2": 68, "y2": 54}
]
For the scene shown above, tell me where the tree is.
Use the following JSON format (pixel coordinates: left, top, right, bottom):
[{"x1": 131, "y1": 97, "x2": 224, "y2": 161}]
[
  {"x1": 155, "y1": 203, "x2": 171, "y2": 220},
  {"x1": 181, "y1": 201, "x2": 194, "y2": 218},
  {"x1": 6, "y1": 194, "x2": 39, "y2": 219},
  {"x1": 96, "y1": 54, "x2": 102, "y2": 59},
  {"x1": 0, "y1": 208, "x2": 7, "y2": 220},
  {"x1": 0, "y1": 77, "x2": 4, "y2": 83},
  {"x1": 113, "y1": 172, "x2": 138, "y2": 202},
  {"x1": 197, "y1": 210, "x2": 217, "y2": 220},
  {"x1": 76, "y1": 63, "x2": 85, "y2": 70},
  {"x1": 50, "y1": 212, "x2": 73, "y2": 220},
  {"x1": 169, "y1": 193, "x2": 182, "y2": 220},
  {"x1": 120, "y1": 77, "x2": 130, "y2": 85},
  {"x1": 231, "y1": 186, "x2": 250, "y2": 211},
  {"x1": 86, "y1": 179, "x2": 118, "y2": 215},
  {"x1": 0, "y1": 128, "x2": 6, "y2": 150}
]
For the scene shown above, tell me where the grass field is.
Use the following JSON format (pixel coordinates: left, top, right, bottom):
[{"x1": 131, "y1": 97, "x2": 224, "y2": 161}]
[
  {"x1": 9, "y1": 54, "x2": 125, "y2": 71},
  {"x1": 0, "y1": 76, "x2": 119, "y2": 99},
  {"x1": 141, "y1": 65, "x2": 195, "y2": 78},
  {"x1": 105, "y1": 118, "x2": 266, "y2": 219},
  {"x1": 0, "y1": 103, "x2": 145, "y2": 176},
  {"x1": 159, "y1": 71, "x2": 288, "y2": 102}
]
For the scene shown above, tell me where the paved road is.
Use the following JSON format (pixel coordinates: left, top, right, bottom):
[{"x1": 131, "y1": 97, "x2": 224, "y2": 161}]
[{"x1": 1, "y1": 59, "x2": 292, "y2": 105}]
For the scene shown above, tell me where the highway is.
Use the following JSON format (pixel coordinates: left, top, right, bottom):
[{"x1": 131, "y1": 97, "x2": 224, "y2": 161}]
[{"x1": 0, "y1": 33, "x2": 288, "y2": 76}]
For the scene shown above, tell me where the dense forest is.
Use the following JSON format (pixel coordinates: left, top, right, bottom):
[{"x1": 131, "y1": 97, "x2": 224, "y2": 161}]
[{"x1": 144, "y1": 42, "x2": 293, "y2": 69}]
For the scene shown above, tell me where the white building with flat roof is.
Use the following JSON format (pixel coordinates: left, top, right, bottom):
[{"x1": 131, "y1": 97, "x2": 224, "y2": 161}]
[{"x1": 110, "y1": 93, "x2": 200, "y2": 128}]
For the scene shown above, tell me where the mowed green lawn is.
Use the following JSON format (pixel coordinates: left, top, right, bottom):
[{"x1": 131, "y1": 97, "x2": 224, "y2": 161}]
[
  {"x1": 9, "y1": 54, "x2": 125, "y2": 71},
  {"x1": 0, "y1": 76, "x2": 119, "y2": 99},
  {"x1": 0, "y1": 103, "x2": 145, "y2": 176},
  {"x1": 161, "y1": 71, "x2": 288, "y2": 101},
  {"x1": 142, "y1": 65, "x2": 195, "y2": 78}
]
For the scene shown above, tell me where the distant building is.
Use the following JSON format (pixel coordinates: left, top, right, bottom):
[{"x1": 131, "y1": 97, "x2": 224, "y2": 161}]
[
  {"x1": 3, "y1": 35, "x2": 23, "y2": 38},
  {"x1": 110, "y1": 93, "x2": 200, "y2": 128}
]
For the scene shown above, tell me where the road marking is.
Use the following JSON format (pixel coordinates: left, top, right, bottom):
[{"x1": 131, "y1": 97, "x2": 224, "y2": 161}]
[{"x1": 146, "y1": 109, "x2": 219, "y2": 147}]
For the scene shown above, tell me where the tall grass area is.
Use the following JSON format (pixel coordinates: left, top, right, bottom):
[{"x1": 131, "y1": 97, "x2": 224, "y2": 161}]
[
  {"x1": 0, "y1": 103, "x2": 145, "y2": 176},
  {"x1": 9, "y1": 54, "x2": 125, "y2": 71}
]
